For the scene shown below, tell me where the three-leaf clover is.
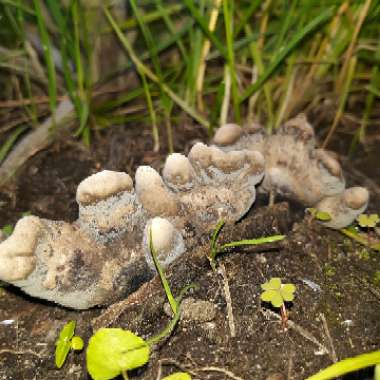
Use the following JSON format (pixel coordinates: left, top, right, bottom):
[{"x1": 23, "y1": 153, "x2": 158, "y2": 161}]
[
  {"x1": 55, "y1": 321, "x2": 84, "y2": 369},
  {"x1": 86, "y1": 328, "x2": 150, "y2": 380},
  {"x1": 260, "y1": 278, "x2": 296, "y2": 307},
  {"x1": 357, "y1": 213, "x2": 380, "y2": 228}
]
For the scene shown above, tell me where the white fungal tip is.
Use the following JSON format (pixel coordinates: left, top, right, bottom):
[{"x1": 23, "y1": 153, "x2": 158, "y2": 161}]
[
  {"x1": 144, "y1": 217, "x2": 185, "y2": 270},
  {"x1": 76, "y1": 170, "x2": 133, "y2": 205},
  {"x1": 163, "y1": 153, "x2": 194, "y2": 190},
  {"x1": 213, "y1": 123, "x2": 243, "y2": 146},
  {"x1": 150, "y1": 217, "x2": 175, "y2": 253},
  {"x1": 343, "y1": 187, "x2": 369, "y2": 210},
  {"x1": 210, "y1": 147, "x2": 245, "y2": 172},
  {"x1": 0, "y1": 216, "x2": 41, "y2": 281},
  {"x1": 135, "y1": 166, "x2": 178, "y2": 216},
  {"x1": 315, "y1": 187, "x2": 369, "y2": 229},
  {"x1": 188, "y1": 142, "x2": 212, "y2": 167}
]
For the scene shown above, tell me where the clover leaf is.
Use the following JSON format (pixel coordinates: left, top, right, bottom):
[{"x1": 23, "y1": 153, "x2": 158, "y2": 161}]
[
  {"x1": 86, "y1": 328, "x2": 150, "y2": 380},
  {"x1": 260, "y1": 278, "x2": 296, "y2": 308},
  {"x1": 71, "y1": 336, "x2": 84, "y2": 351},
  {"x1": 357, "y1": 213, "x2": 380, "y2": 228},
  {"x1": 162, "y1": 373, "x2": 192, "y2": 380},
  {"x1": 307, "y1": 208, "x2": 331, "y2": 222}
]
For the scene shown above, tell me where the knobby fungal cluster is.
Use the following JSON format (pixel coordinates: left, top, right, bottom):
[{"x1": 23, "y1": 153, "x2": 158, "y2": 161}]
[{"x1": 0, "y1": 115, "x2": 369, "y2": 309}]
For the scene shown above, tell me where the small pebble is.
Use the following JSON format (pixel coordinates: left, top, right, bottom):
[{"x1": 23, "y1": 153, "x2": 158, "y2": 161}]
[{"x1": 164, "y1": 297, "x2": 217, "y2": 323}]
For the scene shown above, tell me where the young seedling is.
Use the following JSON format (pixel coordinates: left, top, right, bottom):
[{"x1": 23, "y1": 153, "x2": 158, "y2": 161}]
[
  {"x1": 357, "y1": 213, "x2": 379, "y2": 229},
  {"x1": 55, "y1": 320, "x2": 84, "y2": 369},
  {"x1": 340, "y1": 212, "x2": 380, "y2": 253},
  {"x1": 306, "y1": 208, "x2": 332, "y2": 222},
  {"x1": 209, "y1": 219, "x2": 285, "y2": 270},
  {"x1": 86, "y1": 227, "x2": 195, "y2": 380},
  {"x1": 260, "y1": 277, "x2": 296, "y2": 329}
]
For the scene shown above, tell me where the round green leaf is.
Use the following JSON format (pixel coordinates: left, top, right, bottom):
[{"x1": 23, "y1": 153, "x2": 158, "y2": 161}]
[
  {"x1": 71, "y1": 336, "x2": 84, "y2": 351},
  {"x1": 162, "y1": 372, "x2": 192, "y2": 380},
  {"x1": 260, "y1": 289, "x2": 277, "y2": 303},
  {"x1": 261, "y1": 277, "x2": 281, "y2": 291},
  {"x1": 357, "y1": 213, "x2": 379, "y2": 228},
  {"x1": 281, "y1": 284, "x2": 296, "y2": 302},
  {"x1": 268, "y1": 277, "x2": 281, "y2": 289},
  {"x1": 86, "y1": 328, "x2": 150, "y2": 380},
  {"x1": 315, "y1": 211, "x2": 331, "y2": 221},
  {"x1": 55, "y1": 321, "x2": 76, "y2": 369},
  {"x1": 270, "y1": 292, "x2": 284, "y2": 308}
]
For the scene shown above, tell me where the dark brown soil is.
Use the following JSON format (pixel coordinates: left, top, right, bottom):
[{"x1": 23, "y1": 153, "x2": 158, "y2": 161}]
[{"x1": 0, "y1": 122, "x2": 379, "y2": 380}]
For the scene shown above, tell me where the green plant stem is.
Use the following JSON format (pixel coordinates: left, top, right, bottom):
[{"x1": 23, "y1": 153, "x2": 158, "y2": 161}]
[
  {"x1": 340, "y1": 228, "x2": 380, "y2": 252},
  {"x1": 209, "y1": 219, "x2": 225, "y2": 270},
  {"x1": 220, "y1": 235, "x2": 285, "y2": 250},
  {"x1": 121, "y1": 370, "x2": 129, "y2": 380},
  {"x1": 146, "y1": 306, "x2": 181, "y2": 347},
  {"x1": 146, "y1": 284, "x2": 196, "y2": 347},
  {"x1": 0, "y1": 125, "x2": 28, "y2": 164},
  {"x1": 149, "y1": 228, "x2": 177, "y2": 314}
]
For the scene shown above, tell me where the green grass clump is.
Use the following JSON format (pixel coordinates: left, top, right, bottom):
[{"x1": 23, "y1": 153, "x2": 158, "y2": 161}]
[{"x1": 1, "y1": 1, "x2": 379, "y2": 163}]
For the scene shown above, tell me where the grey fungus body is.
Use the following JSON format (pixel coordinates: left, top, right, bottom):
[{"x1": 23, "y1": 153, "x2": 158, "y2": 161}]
[
  {"x1": 0, "y1": 114, "x2": 369, "y2": 309},
  {"x1": 0, "y1": 138, "x2": 265, "y2": 309},
  {"x1": 213, "y1": 114, "x2": 346, "y2": 205}
]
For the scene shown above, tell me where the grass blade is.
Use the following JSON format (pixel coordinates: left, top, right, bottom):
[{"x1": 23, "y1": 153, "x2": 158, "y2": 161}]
[
  {"x1": 141, "y1": 72, "x2": 159, "y2": 151},
  {"x1": 129, "y1": 0, "x2": 162, "y2": 78},
  {"x1": 183, "y1": 0, "x2": 227, "y2": 58},
  {"x1": 220, "y1": 235, "x2": 285, "y2": 250},
  {"x1": 149, "y1": 228, "x2": 177, "y2": 315},
  {"x1": 196, "y1": 0, "x2": 222, "y2": 111},
  {"x1": 322, "y1": 55, "x2": 357, "y2": 148},
  {"x1": 306, "y1": 350, "x2": 380, "y2": 380},
  {"x1": 33, "y1": 0, "x2": 57, "y2": 117},
  {"x1": 154, "y1": 0, "x2": 188, "y2": 65},
  {"x1": 223, "y1": 0, "x2": 240, "y2": 122},
  {"x1": 0, "y1": 125, "x2": 28, "y2": 164},
  {"x1": 240, "y1": 7, "x2": 335, "y2": 103},
  {"x1": 104, "y1": 6, "x2": 210, "y2": 129}
]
